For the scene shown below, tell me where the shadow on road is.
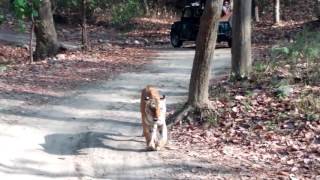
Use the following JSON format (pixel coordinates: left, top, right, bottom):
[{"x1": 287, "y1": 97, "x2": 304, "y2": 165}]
[
  {"x1": 41, "y1": 132, "x2": 146, "y2": 155},
  {"x1": 0, "y1": 162, "x2": 76, "y2": 178},
  {"x1": 0, "y1": 159, "x2": 241, "y2": 179}
]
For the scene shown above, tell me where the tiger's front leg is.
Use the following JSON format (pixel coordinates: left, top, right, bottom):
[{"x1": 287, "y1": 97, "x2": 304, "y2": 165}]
[
  {"x1": 147, "y1": 124, "x2": 158, "y2": 151},
  {"x1": 156, "y1": 124, "x2": 167, "y2": 150}
]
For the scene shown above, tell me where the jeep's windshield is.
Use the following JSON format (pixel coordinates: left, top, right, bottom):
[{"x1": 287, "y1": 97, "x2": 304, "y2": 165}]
[
  {"x1": 182, "y1": 7, "x2": 203, "y2": 18},
  {"x1": 194, "y1": 8, "x2": 203, "y2": 17},
  {"x1": 183, "y1": 8, "x2": 193, "y2": 18}
]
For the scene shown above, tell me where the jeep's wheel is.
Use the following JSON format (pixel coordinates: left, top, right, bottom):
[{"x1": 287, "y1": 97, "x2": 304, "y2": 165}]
[{"x1": 170, "y1": 33, "x2": 183, "y2": 48}]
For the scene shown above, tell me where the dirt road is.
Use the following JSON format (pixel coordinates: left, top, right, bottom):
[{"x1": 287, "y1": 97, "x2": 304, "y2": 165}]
[{"x1": 0, "y1": 47, "x2": 230, "y2": 179}]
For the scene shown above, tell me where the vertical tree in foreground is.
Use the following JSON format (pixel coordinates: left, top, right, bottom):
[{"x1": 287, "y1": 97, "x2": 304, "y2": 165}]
[
  {"x1": 172, "y1": 0, "x2": 223, "y2": 124},
  {"x1": 34, "y1": 0, "x2": 60, "y2": 60},
  {"x1": 231, "y1": 0, "x2": 252, "y2": 80},
  {"x1": 188, "y1": 0, "x2": 223, "y2": 109}
]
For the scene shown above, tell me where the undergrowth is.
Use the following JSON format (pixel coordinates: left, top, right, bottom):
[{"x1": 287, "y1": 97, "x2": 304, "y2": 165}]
[{"x1": 208, "y1": 28, "x2": 319, "y2": 125}]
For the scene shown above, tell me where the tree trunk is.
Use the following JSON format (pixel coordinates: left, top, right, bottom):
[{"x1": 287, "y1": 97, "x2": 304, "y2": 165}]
[
  {"x1": 252, "y1": 0, "x2": 259, "y2": 22},
  {"x1": 81, "y1": 0, "x2": 88, "y2": 50},
  {"x1": 231, "y1": 0, "x2": 252, "y2": 79},
  {"x1": 316, "y1": 0, "x2": 320, "y2": 19},
  {"x1": 34, "y1": 0, "x2": 60, "y2": 60},
  {"x1": 187, "y1": 0, "x2": 223, "y2": 108},
  {"x1": 29, "y1": 17, "x2": 34, "y2": 63},
  {"x1": 29, "y1": 0, "x2": 34, "y2": 63},
  {"x1": 142, "y1": 0, "x2": 150, "y2": 16},
  {"x1": 274, "y1": 0, "x2": 280, "y2": 24}
]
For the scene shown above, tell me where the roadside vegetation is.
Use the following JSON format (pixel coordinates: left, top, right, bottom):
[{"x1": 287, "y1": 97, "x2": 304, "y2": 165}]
[
  {"x1": 163, "y1": 1, "x2": 319, "y2": 179},
  {"x1": 0, "y1": 0, "x2": 172, "y2": 100}
]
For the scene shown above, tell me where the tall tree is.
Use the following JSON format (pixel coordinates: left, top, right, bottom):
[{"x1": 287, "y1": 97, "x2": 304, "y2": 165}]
[
  {"x1": 171, "y1": 0, "x2": 223, "y2": 125},
  {"x1": 231, "y1": 0, "x2": 252, "y2": 79},
  {"x1": 34, "y1": 0, "x2": 60, "y2": 60},
  {"x1": 187, "y1": 0, "x2": 223, "y2": 108},
  {"x1": 274, "y1": 0, "x2": 280, "y2": 24}
]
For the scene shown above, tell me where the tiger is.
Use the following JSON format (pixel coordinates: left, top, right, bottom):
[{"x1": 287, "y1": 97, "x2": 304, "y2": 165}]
[{"x1": 140, "y1": 85, "x2": 167, "y2": 151}]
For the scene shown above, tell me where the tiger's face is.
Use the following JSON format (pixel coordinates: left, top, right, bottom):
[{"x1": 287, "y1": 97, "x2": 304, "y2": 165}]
[{"x1": 144, "y1": 95, "x2": 166, "y2": 124}]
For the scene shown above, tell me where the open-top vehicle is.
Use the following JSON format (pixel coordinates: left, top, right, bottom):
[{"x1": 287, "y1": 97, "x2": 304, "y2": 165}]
[{"x1": 170, "y1": 5, "x2": 232, "y2": 48}]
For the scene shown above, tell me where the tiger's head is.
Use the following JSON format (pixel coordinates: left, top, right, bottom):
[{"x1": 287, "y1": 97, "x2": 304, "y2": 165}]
[{"x1": 144, "y1": 95, "x2": 166, "y2": 123}]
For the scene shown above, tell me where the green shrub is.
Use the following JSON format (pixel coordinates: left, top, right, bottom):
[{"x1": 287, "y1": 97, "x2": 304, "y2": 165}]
[
  {"x1": 0, "y1": 13, "x2": 4, "y2": 24},
  {"x1": 111, "y1": 0, "x2": 142, "y2": 25},
  {"x1": 53, "y1": 0, "x2": 107, "y2": 21},
  {"x1": 271, "y1": 29, "x2": 320, "y2": 85},
  {"x1": 272, "y1": 29, "x2": 320, "y2": 61},
  {"x1": 295, "y1": 93, "x2": 320, "y2": 121}
]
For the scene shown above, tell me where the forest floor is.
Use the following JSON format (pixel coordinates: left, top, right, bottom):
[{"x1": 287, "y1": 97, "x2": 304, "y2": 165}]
[
  {"x1": 0, "y1": 24, "x2": 231, "y2": 179},
  {"x1": 162, "y1": 3, "x2": 320, "y2": 180},
  {"x1": 0, "y1": 15, "x2": 230, "y2": 179},
  {"x1": 0, "y1": 1, "x2": 319, "y2": 179}
]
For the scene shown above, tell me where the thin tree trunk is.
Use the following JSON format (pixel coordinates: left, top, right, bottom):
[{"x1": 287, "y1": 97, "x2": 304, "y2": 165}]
[
  {"x1": 34, "y1": 0, "x2": 60, "y2": 60},
  {"x1": 29, "y1": 0, "x2": 34, "y2": 64},
  {"x1": 142, "y1": 0, "x2": 150, "y2": 16},
  {"x1": 253, "y1": 0, "x2": 259, "y2": 22},
  {"x1": 188, "y1": 0, "x2": 223, "y2": 108},
  {"x1": 254, "y1": 5, "x2": 259, "y2": 22},
  {"x1": 29, "y1": 16, "x2": 34, "y2": 63},
  {"x1": 81, "y1": 0, "x2": 88, "y2": 50},
  {"x1": 231, "y1": 0, "x2": 252, "y2": 79},
  {"x1": 274, "y1": 0, "x2": 280, "y2": 24},
  {"x1": 316, "y1": 0, "x2": 320, "y2": 19}
]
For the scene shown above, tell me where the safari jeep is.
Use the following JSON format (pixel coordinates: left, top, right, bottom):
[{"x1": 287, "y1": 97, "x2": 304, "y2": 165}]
[{"x1": 170, "y1": 5, "x2": 232, "y2": 48}]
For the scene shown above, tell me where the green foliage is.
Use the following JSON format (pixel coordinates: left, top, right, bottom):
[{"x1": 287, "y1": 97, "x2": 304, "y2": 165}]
[
  {"x1": 0, "y1": 65, "x2": 7, "y2": 72},
  {"x1": 0, "y1": 13, "x2": 4, "y2": 24},
  {"x1": 271, "y1": 29, "x2": 320, "y2": 85},
  {"x1": 12, "y1": 0, "x2": 41, "y2": 30},
  {"x1": 55, "y1": 0, "x2": 109, "y2": 10},
  {"x1": 264, "y1": 120, "x2": 276, "y2": 131},
  {"x1": 207, "y1": 114, "x2": 218, "y2": 126},
  {"x1": 289, "y1": 30, "x2": 320, "y2": 61},
  {"x1": 272, "y1": 29, "x2": 320, "y2": 62},
  {"x1": 253, "y1": 61, "x2": 269, "y2": 73},
  {"x1": 55, "y1": 0, "x2": 80, "y2": 11},
  {"x1": 111, "y1": 0, "x2": 142, "y2": 25},
  {"x1": 271, "y1": 46, "x2": 289, "y2": 56},
  {"x1": 295, "y1": 93, "x2": 320, "y2": 121},
  {"x1": 13, "y1": 0, "x2": 41, "y2": 19},
  {"x1": 54, "y1": 0, "x2": 113, "y2": 19}
]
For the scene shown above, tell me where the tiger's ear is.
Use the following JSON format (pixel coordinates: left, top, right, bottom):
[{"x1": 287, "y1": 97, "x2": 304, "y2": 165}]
[
  {"x1": 160, "y1": 95, "x2": 166, "y2": 100},
  {"x1": 144, "y1": 96, "x2": 150, "y2": 101}
]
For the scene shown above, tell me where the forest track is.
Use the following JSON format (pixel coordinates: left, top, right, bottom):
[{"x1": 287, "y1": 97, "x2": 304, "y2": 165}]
[{"x1": 0, "y1": 33, "x2": 231, "y2": 179}]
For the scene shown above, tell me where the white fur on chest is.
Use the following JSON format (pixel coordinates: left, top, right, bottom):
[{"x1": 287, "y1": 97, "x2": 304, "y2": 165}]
[{"x1": 144, "y1": 99, "x2": 166, "y2": 126}]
